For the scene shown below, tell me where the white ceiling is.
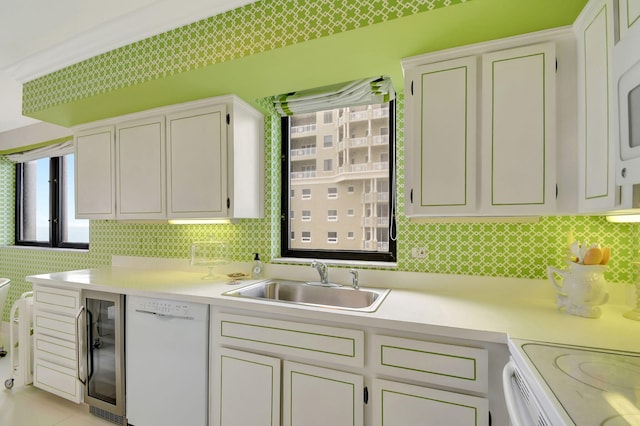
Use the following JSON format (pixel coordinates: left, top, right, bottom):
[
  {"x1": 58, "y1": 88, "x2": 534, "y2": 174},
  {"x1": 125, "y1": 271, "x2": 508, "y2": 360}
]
[{"x1": 0, "y1": 0, "x2": 256, "y2": 134}]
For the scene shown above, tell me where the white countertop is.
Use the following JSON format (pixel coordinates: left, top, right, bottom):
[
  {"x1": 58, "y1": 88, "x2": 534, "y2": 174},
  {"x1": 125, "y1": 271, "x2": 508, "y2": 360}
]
[{"x1": 26, "y1": 260, "x2": 640, "y2": 353}]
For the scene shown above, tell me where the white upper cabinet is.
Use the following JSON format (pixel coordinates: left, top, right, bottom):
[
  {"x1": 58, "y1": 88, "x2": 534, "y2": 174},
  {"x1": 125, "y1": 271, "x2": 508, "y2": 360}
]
[
  {"x1": 575, "y1": 0, "x2": 619, "y2": 212},
  {"x1": 167, "y1": 105, "x2": 227, "y2": 218},
  {"x1": 73, "y1": 95, "x2": 264, "y2": 220},
  {"x1": 403, "y1": 32, "x2": 562, "y2": 217},
  {"x1": 404, "y1": 56, "x2": 478, "y2": 216},
  {"x1": 481, "y1": 42, "x2": 556, "y2": 215},
  {"x1": 75, "y1": 126, "x2": 116, "y2": 219},
  {"x1": 619, "y1": 0, "x2": 640, "y2": 39},
  {"x1": 116, "y1": 116, "x2": 166, "y2": 219}
]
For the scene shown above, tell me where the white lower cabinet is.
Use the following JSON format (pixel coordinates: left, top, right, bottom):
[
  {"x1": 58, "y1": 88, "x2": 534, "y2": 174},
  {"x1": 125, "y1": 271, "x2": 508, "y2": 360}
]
[
  {"x1": 372, "y1": 379, "x2": 488, "y2": 426},
  {"x1": 371, "y1": 334, "x2": 490, "y2": 426},
  {"x1": 32, "y1": 284, "x2": 83, "y2": 403},
  {"x1": 212, "y1": 312, "x2": 365, "y2": 426},
  {"x1": 283, "y1": 361, "x2": 364, "y2": 426},
  {"x1": 213, "y1": 347, "x2": 281, "y2": 426},
  {"x1": 211, "y1": 310, "x2": 505, "y2": 426}
]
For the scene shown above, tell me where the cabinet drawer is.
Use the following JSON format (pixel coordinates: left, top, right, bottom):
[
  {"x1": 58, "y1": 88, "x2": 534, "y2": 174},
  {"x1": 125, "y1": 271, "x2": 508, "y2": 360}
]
[
  {"x1": 34, "y1": 333, "x2": 77, "y2": 369},
  {"x1": 34, "y1": 358, "x2": 82, "y2": 404},
  {"x1": 372, "y1": 335, "x2": 488, "y2": 393},
  {"x1": 215, "y1": 313, "x2": 364, "y2": 368},
  {"x1": 34, "y1": 309, "x2": 78, "y2": 342},
  {"x1": 33, "y1": 286, "x2": 80, "y2": 315}
]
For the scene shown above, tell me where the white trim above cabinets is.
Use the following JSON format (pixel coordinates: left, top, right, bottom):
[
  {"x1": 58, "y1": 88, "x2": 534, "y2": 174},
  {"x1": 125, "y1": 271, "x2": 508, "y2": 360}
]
[
  {"x1": 73, "y1": 95, "x2": 264, "y2": 221},
  {"x1": 403, "y1": 27, "x2": 577, "y2": 218}
]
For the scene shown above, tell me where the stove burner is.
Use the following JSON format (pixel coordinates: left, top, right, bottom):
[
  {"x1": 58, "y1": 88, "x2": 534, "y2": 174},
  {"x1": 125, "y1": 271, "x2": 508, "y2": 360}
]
[{"x1": 555, "y1": 354, "x2": 640, "y2": 393}]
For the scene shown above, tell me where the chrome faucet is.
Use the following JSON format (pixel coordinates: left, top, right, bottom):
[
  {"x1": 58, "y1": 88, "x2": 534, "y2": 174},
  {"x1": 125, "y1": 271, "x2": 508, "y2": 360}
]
[
  {"x1": 310, "y1": 260, "x2": 329, "y2": 284},
  {"x1": 349, "y1": 269, "x2": 359, "y2": 289}
]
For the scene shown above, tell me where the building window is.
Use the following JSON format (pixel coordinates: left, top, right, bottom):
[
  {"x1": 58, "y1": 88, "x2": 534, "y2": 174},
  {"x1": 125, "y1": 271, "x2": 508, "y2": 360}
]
[
  {"x1": 290, "y1": 210, "x2": 295, "y2": 219},
  {"x1": 15, "y1": 154, "x2": 89, "y2": 248},
  {"x1": 281, "y1": 101, "x2": 396, "y2": 262},
  {"x1": 323, "y1": 135, "x2": 333, "y2": 148},
  {"x1": 324, "y1": 111, "x2": 333, "y2": 124},
  {"x1": 291, "y1": 189, "x2": 295, "y2": 198},
  {"x1": 291, "y1": 231, "x2": 295, "y2": 240}
]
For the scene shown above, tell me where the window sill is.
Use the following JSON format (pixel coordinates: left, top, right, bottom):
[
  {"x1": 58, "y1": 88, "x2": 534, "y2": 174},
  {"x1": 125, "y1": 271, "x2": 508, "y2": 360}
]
[
  {"x1": 272, "y1": 257, "x2": 397, "y2": 269},
  {"x1": 3, "y1": 245, "x2": 89, "y2": 253}
]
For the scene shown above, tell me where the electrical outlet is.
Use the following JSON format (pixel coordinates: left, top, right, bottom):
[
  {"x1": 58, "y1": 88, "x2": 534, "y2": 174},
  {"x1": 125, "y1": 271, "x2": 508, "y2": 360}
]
[{"x1": 411, "y1": 247, "x2": 427, "y2": 258}]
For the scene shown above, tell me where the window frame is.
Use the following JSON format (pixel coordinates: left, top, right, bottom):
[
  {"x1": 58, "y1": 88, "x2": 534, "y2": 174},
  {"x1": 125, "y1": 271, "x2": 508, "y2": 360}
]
[
  {"x1": 15, "y1": 156, "x2": 89, "y2": 249},
  {"x1": 280, "y1": 100, "x2": 397, "y2": 262}
]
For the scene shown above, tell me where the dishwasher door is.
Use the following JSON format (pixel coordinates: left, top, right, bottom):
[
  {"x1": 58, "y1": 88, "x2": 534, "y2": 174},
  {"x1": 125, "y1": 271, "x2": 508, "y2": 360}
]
[{"x1": 126, "y1": 296, "x2": 209, "y2": 426}]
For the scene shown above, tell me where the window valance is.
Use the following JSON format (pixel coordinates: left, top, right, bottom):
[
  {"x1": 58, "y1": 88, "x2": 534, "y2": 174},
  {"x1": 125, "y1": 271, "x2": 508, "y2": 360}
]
[
  {"x1": 3, "y1": 137, "x2": 74, "y2": 163},
  {"x1": 272, "y1": 76, "x2": 395, "y2": 116}
]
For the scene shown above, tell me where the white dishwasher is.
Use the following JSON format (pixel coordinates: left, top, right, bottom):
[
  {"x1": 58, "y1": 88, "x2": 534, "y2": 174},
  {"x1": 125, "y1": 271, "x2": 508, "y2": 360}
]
[{"x1": 126, "y1": 296, "x2": 209, "y2": 426}]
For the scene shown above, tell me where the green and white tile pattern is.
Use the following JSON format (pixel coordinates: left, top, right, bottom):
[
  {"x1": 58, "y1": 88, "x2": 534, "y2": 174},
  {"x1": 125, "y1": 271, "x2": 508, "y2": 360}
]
[
  {"x1": 23, "y1": 0, "x2": 470, "y2": 114},
  {"x1": 2, "y1": 97, "x2": 639, "y2": 321}
]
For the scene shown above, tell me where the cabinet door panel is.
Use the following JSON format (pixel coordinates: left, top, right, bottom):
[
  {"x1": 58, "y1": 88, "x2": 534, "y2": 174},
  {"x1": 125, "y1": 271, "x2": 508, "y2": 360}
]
[
  {"x1": 576, "y1": 0, "x2": 617, "y2": 212},
  {"x1": 216, "y1": 313, "x2": 364, "y2": 368},
  {"x1": 167, "y1": 105, "x2": 227, "y2": 218},
  {"x1": 34, "y1": 358, "x2": 83, "y2": 403},
  {"x1": 481, "y1": 42, "x2": 556, "y2": 214},
  {"x1": 213, "y1": 348, "x2": 280, "y2": 426},
  {"x1": 75, "y1": 126, "x2": 115, "y2": 219},
  {"x1": 406, "y1": 56, "x2": 477, "y2": 216},
  {"x1": 33, "y1": 285, "x2": 80, "y2": 316},
  {"x1": 620, "y1": 0, "x2": 640, "y2": 39},
  {"x1": 372, "y1": 334, "x2": 488, "y2": 393},
  {"x1": 283, "y1": 361, "x2": 363, "y2": 426},
  {"x1": 372, "y1": 379, "x2": 488, "y2": 426},
  {"x1": 116, "y1": 116, "x2": 165, "y2": 218}
]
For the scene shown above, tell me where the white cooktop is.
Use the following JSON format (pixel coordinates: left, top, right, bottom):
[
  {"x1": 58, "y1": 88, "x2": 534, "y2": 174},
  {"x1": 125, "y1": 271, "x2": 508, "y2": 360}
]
[{"x1": 520, "y1": 342, "x2": 640, "y2": 425}]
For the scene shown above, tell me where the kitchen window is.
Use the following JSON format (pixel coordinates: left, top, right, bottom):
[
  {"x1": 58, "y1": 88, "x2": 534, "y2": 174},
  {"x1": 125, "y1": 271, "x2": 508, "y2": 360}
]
[
  {"x1": 15, "y1": 153, "x2": 89, "y2": 249},
  {"x1": 276, "y1": 76, "x2": 396, "y2": 262}
]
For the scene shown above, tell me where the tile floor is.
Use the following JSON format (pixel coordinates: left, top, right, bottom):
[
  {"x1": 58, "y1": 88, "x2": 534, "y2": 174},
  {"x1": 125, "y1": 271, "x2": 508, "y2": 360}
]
[{"x1": 0, "y1": 328, "x2": 113, "y2": 426}]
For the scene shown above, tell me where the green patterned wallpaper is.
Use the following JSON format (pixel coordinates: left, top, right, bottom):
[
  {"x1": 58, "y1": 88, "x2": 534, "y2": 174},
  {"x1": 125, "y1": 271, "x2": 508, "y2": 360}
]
[
  {"x1": 2, "y1": 98, "x2": 639, "y2": 321},
  {"x1": 23, "y1": 0, "x2": 472, "y2": 116},
  {"x1": 2, "y1": 0, "x2": 631, "y2": 322}
]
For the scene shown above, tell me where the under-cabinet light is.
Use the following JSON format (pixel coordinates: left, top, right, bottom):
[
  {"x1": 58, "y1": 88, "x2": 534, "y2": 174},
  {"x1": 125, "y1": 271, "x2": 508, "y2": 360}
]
[
  {"x1": 168, "y1": 219, "x2": 235, "y2": 225},
  {"x1": 605, "y1": 215, "x2": 640, "y2": 223}
]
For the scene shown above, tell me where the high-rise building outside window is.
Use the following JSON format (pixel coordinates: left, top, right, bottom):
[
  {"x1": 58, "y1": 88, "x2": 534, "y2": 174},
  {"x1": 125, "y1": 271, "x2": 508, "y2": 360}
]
[{"x1": 281, "y1": 101, "x2": 396, "y2": 262}]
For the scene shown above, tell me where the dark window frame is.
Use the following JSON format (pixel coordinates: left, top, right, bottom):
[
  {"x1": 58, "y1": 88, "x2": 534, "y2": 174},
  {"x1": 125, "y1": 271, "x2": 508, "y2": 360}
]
[
  {"x1": 15, "y1": 156, "x2": 89, "y2": 249},
  {"x1": 280, "y1": 100, "x2": 397, "y2": 262}
]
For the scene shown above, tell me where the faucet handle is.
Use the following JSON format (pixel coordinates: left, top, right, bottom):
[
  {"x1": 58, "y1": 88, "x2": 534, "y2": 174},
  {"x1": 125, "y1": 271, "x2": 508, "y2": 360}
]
[{"x1": 349, "y1": 269, "x2": 359, "y2": 289}]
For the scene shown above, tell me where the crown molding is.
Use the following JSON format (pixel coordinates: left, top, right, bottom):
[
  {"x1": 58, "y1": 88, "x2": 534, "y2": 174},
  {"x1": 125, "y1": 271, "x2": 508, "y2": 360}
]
[{"x1": 2, "y1": 0, "x2": 257, "y2": 83}]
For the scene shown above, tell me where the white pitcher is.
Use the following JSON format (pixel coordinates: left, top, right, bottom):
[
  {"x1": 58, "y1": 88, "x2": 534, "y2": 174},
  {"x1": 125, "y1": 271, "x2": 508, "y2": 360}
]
[{"x1": 547, "y1": 263, "x2": 609, "y2": 318}]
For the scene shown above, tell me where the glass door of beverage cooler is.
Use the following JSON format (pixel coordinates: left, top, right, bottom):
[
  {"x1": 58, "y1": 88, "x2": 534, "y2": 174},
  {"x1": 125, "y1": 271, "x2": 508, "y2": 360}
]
[{"x1": 83, "y1": 291, "x2": 125, "y2": 422}]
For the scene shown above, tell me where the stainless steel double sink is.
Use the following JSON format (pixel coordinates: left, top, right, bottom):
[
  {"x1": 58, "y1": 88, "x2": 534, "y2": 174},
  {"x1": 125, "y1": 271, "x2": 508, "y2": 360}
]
[{"x1": 222, "y1": 279, "x2": 390, "y2": 312}]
